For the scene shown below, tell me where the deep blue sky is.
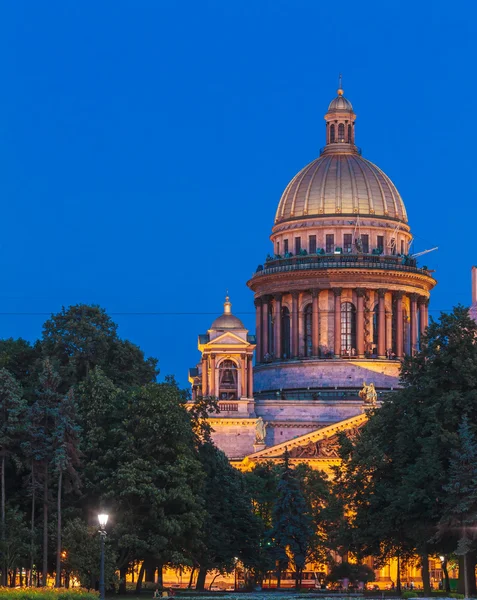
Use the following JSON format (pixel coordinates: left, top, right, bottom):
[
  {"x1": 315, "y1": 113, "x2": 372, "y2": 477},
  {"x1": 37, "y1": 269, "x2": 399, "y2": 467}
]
[{"x1": 0, "y1": 1, "x2": 474, "y2": 386}]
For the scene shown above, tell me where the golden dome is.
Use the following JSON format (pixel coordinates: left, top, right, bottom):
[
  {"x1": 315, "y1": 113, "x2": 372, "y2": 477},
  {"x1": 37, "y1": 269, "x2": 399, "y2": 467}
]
[
  {"x1": 328, "y1": 94, "x2": 353, "y2": 111},
  {"x1": 275, "y1": 153, "x2": 407, "y2": 224},
  {"x1": 275, "y1": 84, "x2": 407, "y2": 225},
  {"x1": 210, "y1": 296, "x2": 245, "y2": 330}
]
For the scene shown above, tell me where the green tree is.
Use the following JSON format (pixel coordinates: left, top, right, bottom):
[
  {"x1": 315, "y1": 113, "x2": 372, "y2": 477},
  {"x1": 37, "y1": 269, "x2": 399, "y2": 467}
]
[
  {"x1": 439, "y1": 415, "x2": 477, "y2": 597},
  {"x1": 194, "y1": 442, "x2": 260, "y2": 591},
  {"x1": 41, "y1": 304, "x2": 158, "y2": 390},
  {"x1": 337, "y1": 306, "x2": 477, "y2": 595},
  {"x1": 0, "y1": 368, "x2": 26, "y2": 585},
  {"x1": 244, "y1": 462, "x2": 281, "y2": 584},
  {"x1": 63, "y1": 518, "x2": 117, "y2": 589},
  {"x1": 104, "y1": 381, "x2": 205, "y2": 592},
  {"x1": 53, "y1": 388, "x2": 82, "y2": 586},
  {"x1": 31, "y1": 359, "x2": 62, "y2": 586},
  {"x1": 0, "y1": 338, "x2": 40, "y2": 391},
  {"x1": 269, "y1": 451, "x2": 313, "y2": 589},
  {"x1": 1, "y1": 507, "x2": 30, "y2": 585}
]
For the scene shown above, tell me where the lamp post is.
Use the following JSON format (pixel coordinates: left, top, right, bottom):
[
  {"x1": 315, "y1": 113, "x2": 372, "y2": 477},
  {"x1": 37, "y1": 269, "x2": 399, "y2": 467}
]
[{"x1": 98, "y1": 514, "x2": 109, "y2": 600}]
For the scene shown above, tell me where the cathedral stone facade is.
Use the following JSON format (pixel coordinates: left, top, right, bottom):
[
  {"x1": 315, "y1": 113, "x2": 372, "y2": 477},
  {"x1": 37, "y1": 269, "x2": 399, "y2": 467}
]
[{"x1": 189, "y1": 84, "x2": 436, "y2": 471}]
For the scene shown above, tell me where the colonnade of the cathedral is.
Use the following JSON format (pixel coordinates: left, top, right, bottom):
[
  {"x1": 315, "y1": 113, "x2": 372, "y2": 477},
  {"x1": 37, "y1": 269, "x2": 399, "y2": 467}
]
[{"x1": 254, "y1": 288, "x2": 429, "y2": 363}]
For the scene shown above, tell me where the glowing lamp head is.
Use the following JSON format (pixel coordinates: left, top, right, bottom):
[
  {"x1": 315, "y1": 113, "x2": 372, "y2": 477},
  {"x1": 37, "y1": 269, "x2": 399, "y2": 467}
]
[
  {"x1": 98, "y1": 513, "x2": 109, "y2": 528},
  {"x1": 440, "y1": 555, "x2": 445, "y2": 562}
]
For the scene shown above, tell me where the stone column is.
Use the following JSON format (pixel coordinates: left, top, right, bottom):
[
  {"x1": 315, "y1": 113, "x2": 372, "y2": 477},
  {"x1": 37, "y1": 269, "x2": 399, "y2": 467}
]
[
  {"x1": 333, "y1": 288, "x2": 342, "y2": 358},
  {"x1": 312, "y1": 289, "x2": 320, "y2": 357},
  {"x1": 396, "y1": 292, "x2": 404, "y2": 358},
  {"x1": 240, "y1": 354, "x2": 246, "y2": 398},
  {"x1": 262, "y1": 298, "x2": 269, "y2": 358},
  {"x1": 291, "y1": 292, "x2": 299, "y2": 358},
  {"x1": 356, "y1": 288, "x2": 365, "y2": 358},
  {"x1": 411, "y1": 294, "x2": 418, "y2": 355},
  {"x1": 274, "y1": 294, "x2": 282, "y2": 360},
  {"x1": 201, "y1": 357, "x2": 208, "y2": 397},
  {"x1": 210, "y1": 354, "x2": 216, "y2": 397},
  {"x1": 254, "y1": 298, "x2": 262, "y2": 362},
  {"x1": 386, "y1": 309, "x2": 392, "y2": 356},
  {"x1": 247, "y1": 355, "x2": 253, "y2": 398},
  {"x1": 419, "y1": 298, "x2": 427, "y2": 337},
  {"x1": 424, "y1": 299, "x2": 429, "y2": 331},
  {"x1": 378, "y1": 289, "x2": 386, "y2": 358}
]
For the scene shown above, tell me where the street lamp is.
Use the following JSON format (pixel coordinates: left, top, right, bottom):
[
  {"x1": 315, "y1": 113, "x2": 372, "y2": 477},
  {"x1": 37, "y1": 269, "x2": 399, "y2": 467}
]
[{"x1": 98, "y1": 514, "x2": 109, "y2": 600}]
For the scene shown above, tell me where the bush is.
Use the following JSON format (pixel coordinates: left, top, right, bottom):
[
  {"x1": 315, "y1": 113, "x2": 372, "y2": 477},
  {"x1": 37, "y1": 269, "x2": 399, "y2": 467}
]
[{"x1": 0, "y1": 589, "x2": 99, "y2": 600}]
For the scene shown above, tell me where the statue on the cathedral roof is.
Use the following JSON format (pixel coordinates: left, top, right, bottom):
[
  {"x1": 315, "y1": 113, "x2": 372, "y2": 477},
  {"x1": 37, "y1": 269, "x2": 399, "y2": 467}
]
[
  {"x1": 255, "y1": 417, "x2": 267, "y2": 444},
  {"x1": 359, "y1": 381, "x2": 377, "y2": 406}
]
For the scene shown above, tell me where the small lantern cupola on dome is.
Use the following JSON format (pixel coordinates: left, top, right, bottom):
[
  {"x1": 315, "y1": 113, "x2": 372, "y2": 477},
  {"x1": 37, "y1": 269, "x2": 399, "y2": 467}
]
[
  {"x1": 324, "y1": 74, "x2": 357, "y2": 150},
  {"x1": 209, "y1": 294, "x2": 246, "y2": 330}
]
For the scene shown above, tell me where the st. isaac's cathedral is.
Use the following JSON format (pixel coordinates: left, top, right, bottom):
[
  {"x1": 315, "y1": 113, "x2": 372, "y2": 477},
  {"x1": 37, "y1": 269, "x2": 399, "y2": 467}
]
[{"x1": 188, "y1": 83, "x2": 436, "y2": 476}]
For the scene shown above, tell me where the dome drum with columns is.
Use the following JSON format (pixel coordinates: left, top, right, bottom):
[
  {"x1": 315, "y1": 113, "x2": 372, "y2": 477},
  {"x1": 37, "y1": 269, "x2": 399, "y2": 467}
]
[
  {"x1": 189, "y1": 82, "x2": 436, "y2": 462},
  {"x1": 248, "y1": 82, "x2": 435, "y2": 398}
]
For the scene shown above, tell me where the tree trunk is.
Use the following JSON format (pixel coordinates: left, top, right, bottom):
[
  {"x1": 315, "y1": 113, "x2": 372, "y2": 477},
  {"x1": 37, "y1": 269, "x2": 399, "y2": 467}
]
[
  {"x1": 30, "y1": 467, "x2": 35, "y2": 587},
  {"x1": 195, "y1": 567, "x2": 207, "y2": 591},
  {"x1": 1, "y1": 455, "x2": 6, "y2": 587},
  {"x1": 396, "y1": 554, "x2": 401, "y2": 594},
  {"x1": 135, "y1": 561, "x2": 145, "y2": 594},
  {"x1": 187, "y1": 567, "x2": 195, "y2": 589},
  {"x1": 420, "y1": 552, "x2": 431, "y2": 596},
  {"x1": 442, "y1": 558, "x2": 450, "y2": 593},
  {"x1": 119, "y1": 566, "x2": 128, "y2": 594},
  {"x1": 156, "y1": 564, "x2": 163, "y2": 587},
  {"x1": 42, "y1": 463, "x2": 48, "y2": 587},
  {"x1": 55, "y1": 470, "x2": 63, "y2": 587},
  {"x1": 208, "y1": 573, "x2": 220, "y2": 590},
  {"x1": 144, "y1": 557, "x2": 156, "y2": 584}
]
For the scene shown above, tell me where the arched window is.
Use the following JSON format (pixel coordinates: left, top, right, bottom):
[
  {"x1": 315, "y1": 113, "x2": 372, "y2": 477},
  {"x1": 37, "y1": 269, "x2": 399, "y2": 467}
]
[
  {"x1": 330, "y1": 124, "x2": 335, "y2": 143},
  {"x1": 218, "y1": 360, "x2": 238, "y2": 400},
  {"x1": 338, "y1": 123, "x2": 345, "y2": 142},
  {"x1": 281, "y1": 307, "x2": 291, "y2": 359},
  {"x1": 348, "y1": 124, "x2": 352, "y2": 143},
  {"x1": 304, "y1": 304, "x2": 313, "y2": 357},
  {"x1": 373, "y1": 304, "x2": 379, "y2": 352},
  {"x1": 341, "y1": 302, "x2": 356, "y2": 356}
]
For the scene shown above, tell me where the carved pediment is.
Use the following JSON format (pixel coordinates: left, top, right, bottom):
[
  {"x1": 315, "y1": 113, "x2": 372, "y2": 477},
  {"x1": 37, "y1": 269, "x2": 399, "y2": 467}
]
[
  {"x1": 288, "y1": 425, "x2": 363, "y2": 459},
  {"x1": 244, "y1": 413, "x2": 368, "y2": 461}
]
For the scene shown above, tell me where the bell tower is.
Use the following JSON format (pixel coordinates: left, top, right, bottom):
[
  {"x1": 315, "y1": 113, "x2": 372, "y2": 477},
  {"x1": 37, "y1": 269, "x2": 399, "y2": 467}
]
[{"x1": 189, "y1": 296, "x2": 256, "y2": 416}]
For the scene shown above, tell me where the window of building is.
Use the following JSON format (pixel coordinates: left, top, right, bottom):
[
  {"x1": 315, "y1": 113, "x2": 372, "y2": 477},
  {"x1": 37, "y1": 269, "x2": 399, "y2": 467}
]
[
  {"x1": 330, "y1": 124, "x2": 335, "y2": 143},
  {"x1": 309, "y1": 235, "x2": 317, "y2": 254},
  {"x1": 348, "y1": 124, "x2": 352, "y2": 143},
  {"x1": 338, "y1": 123, "x2": 345, "y2": 142},
  {"x1": 390, "y1": 238, "x2": 396, "y2": 255},
  {"x1": 284, "y1": 239, "x2": 289, "y2": 254},
  {"x1": 401, "y1": 240, "x2": 405, "y2": 255},
  {"x1": 276, "y1": 241, "x2": 280, "y2": 255},
  {"x1": 343, "y1": 234, "x2": 353, "y2": 253},
  {"x1": 377, "y1": 235, "x2": 384, "y2": 253},
  {"x1": 341, "y1": 302, "x2": 356, "y2": 355},
  {"x1": 362, "y1": 234, "x2": 369, "y2": 254},
  {"x1": 281, "y1": 307, "x2": 291, "y2": 359},
  {"x1": 304, "y1": 304, "x2": 313, "y2": 357},
  {"x1": 326, "y1": 234, "x2": 334, "y2": 253},
  {"x1": 295, "y1": 237, "x2": 301, "y2": 255},
  {"x1": 218, "y1": 360, "x2": 238, "y2": 399}
]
